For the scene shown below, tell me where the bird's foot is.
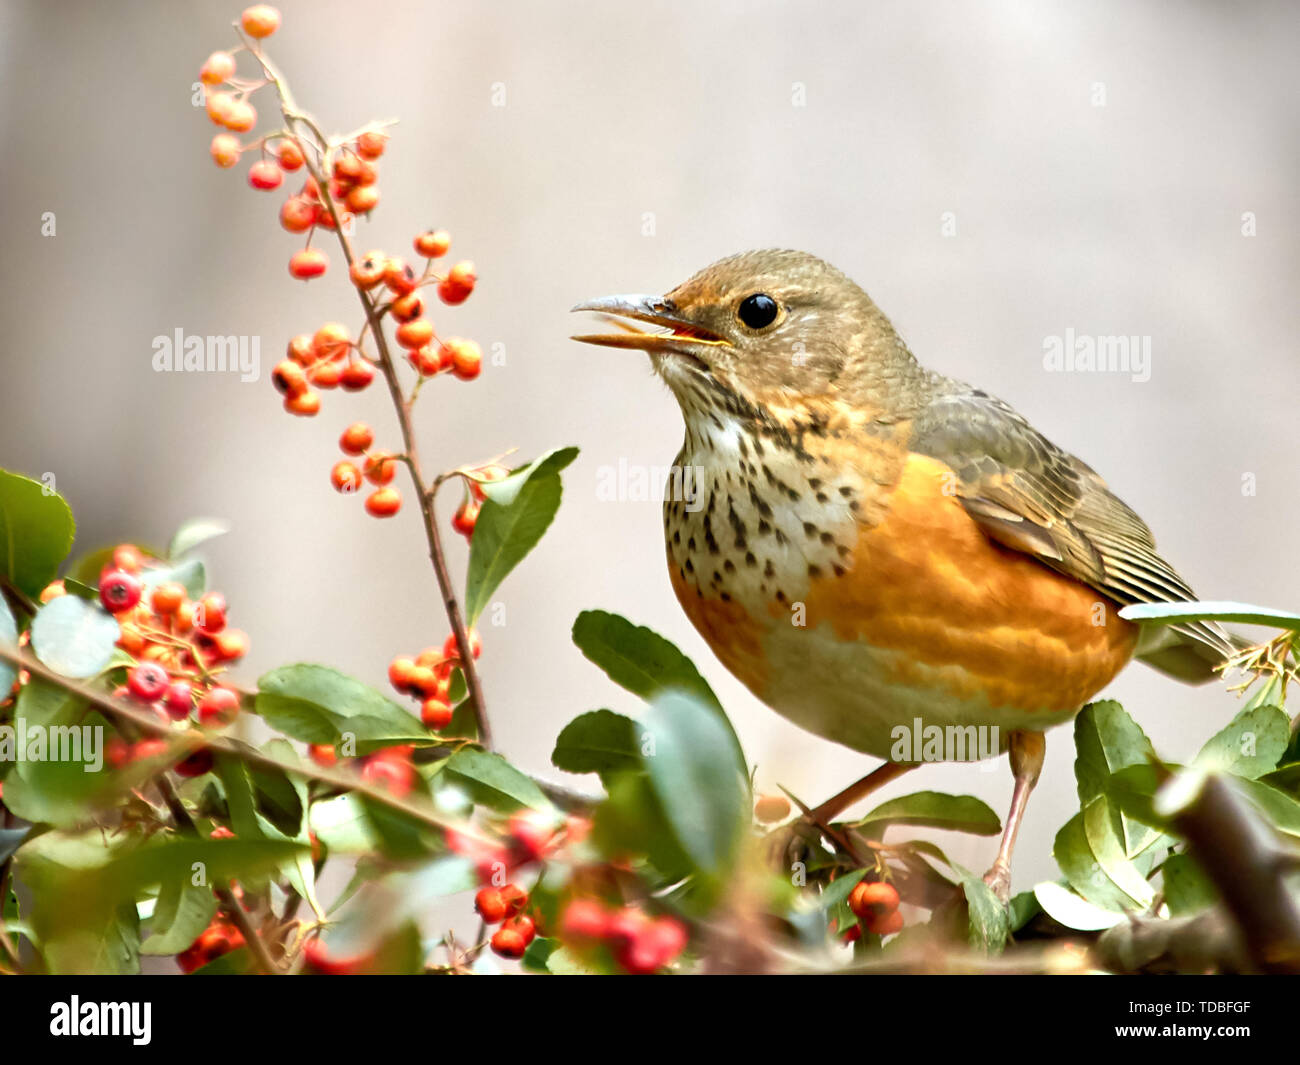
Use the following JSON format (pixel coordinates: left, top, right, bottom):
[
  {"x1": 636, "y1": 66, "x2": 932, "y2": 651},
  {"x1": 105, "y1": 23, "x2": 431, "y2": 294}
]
[{"x1": 982, "y1": 859, "x2": 1012, "y2": 905}]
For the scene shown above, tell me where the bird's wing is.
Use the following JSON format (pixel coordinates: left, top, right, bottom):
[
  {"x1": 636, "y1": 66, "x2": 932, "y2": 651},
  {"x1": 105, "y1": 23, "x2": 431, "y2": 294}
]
[{"x1": 908, "y1": 384, "x2": 1235, "y2": 679}]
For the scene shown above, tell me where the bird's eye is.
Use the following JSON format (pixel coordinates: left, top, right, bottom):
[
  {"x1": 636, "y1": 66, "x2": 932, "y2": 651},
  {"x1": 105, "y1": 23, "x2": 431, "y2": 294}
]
[{"x1": 737, "y1": 293, "x2": 779, "y2": 330}]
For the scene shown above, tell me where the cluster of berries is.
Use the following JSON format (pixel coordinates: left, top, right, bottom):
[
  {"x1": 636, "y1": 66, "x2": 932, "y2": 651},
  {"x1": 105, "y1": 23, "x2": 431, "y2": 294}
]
[
  {"x1": 386, "y1": 629, "x2": 481, "y2": 730},
  {"x1": 559, "y1": 898, "x2": 689, "y2": 975},
  {"x1": 847, "y1": 879, "x2": 903, "y2": 938},
  {"x1": 328, "y1": 420, "x2": 403, "y2": 518},
  {"x1": 272, "y1": 322, "x2": 374, "y2": 417}
]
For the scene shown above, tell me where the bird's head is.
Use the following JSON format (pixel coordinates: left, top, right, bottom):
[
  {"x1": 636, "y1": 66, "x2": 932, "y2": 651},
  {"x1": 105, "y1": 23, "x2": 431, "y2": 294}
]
[{"x1": 572, "y1": 249, "x2": 920, "y2": 424}]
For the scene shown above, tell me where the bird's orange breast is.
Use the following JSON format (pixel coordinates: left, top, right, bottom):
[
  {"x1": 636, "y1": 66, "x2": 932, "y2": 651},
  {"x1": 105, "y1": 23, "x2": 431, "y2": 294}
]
[{"x1": 669, "y1": 451, "x2": 1137, "y2": 735}]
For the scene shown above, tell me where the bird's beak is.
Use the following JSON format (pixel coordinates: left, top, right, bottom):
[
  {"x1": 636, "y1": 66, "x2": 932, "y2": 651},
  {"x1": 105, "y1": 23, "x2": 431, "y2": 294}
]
[{"x1": 570, "y1": 294, "x2": 729, "y2": 354}]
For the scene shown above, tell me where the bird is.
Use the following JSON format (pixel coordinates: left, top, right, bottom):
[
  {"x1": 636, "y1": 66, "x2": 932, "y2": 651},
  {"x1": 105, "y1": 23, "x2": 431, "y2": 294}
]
[{"x1": 571, "y1": 249, "x2": 1235, "y2": 900}]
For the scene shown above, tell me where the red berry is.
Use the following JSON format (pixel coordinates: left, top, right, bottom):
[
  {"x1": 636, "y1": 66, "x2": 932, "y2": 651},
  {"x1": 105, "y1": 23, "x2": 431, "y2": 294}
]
[
  {"x1": 452, "y1": 498, "x2": 480, "y2": 539},
  {"x1": 507, "y1": 810, "x2": 555, "y2": 861},
  {"x1": 163, "y1": 681, "x2": 194, "y2": 721},
  {"x1": 128, "y1": 662, "x2": 169, "y2": 702},
  {"x1": 248, "y1": 159, "x2": 283, "y2": 190},
  {"x1": 355, "y1": 131, "x2": 387, "y2": 159},
  {"x1": 475, "y1": 887, "x2": 508, "y2": 924},
  {"x1": 289, "y1": 248, "x2": 328, "y2": 280},
  {"x1": 414, "y1": 229, "x2": 451, "y2": 258},
  {"x1": 499, "y1": 884, "x2": 528, "y2": 917},
  {"x1": 277, "y1": 139, "x2": 305, "y2": 171},
  {"x1": 330, "y1": 461, "x2": 363, "y2": 494},
  {"x1": 388, "y1": 656, "x2": 416, "y2": 692},
  {"x1": 197, "y1": 687, "x2": 240, "y2": 727},
  {"x1": 175, "y1": 748, "x2": 215, "y2": 777},
  {"x1": 848, "y1": 880, "x2": 899, "y2": 921},
  {"x1": 350, "y1": 252, "x2": 387, "y2": 290},
  {"x1": 420, "y1": 695, "x2": 453, "y2": 730},
  {"x1": 365, "y1": 487, "x2": 401, "y2": 518},
  {"x1": 195, "y1": 593, "x2": 227, "y2": 634},
  {"x1": 560, "y1": 899, "x2": 609, "y2": 942},
  {"x1": 279, "y1": 196, "x2": 317, "y2": 233},
  {"x1": 444, "y1": 337, "x2": 482, "y2": 381},
  {"x1": 284, "y1": 390, "x2": 321, "y2": 416},
  {"x1": 395, "y1": 318, "x2": 434, "y2": 350},
  {"x1": 489, "y1": 927, "x2": 527, "y2": 959},
  {"x1": 345, "y1": 185, "x2": 380, "y2": 214},
  {"x1": 361, "y1": 749, "x2": 414, "y2": 797},
  {"x1": 407, "y1": 346, "x2": 440, "y2": 376},
  {"x1": 390, "y1": 293, "x2": 424, "y2": 322},
  {"x1": 864, "y1": 909, "x2": 905, "y2": 937},
  {"x1": 502, "y1": 914, "x2": 536, "y2": 945},
  {"x1": 383, "y1": 257, "x2": 417, "y2": 295},
  {"x1": 309, "y1": 743, "x2": 337, "y2": 767},
  {"x1": 99, "y1": 568, "x2": 142, "y2": 613},
  {"x1": 240, "y1": 4, "x2": 281, "y2": 38},
  {"x1": 438, "y1": 261, "x2": 476, "y2": 304},
  {"x1": 364, "y1": 452, "x2": 398, "y2": 485},
  {"x1": 339, "y1": 422, "x2": 374, "y2": 455},
  {"x1": 339, "y1": 359, "x2": 375, "y2": 391}
]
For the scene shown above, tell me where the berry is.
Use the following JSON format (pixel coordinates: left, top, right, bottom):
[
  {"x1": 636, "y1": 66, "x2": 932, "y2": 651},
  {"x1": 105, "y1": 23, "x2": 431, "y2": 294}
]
[
  {"x1": 151, "y1": 581, "x2": 186, "y2": 615},
  {"x1": 248, "y1": 159, "x2": 283, "y2": 190},
  {"x1": 284, "y1": 390, "x2": 321, "y2": 416},
  {"x1": 560, "y1": 899, "x2": 609, "y2": 942},
  {"x1": 388, "y1": 656, "x2": 417, "y2": 692},
  {"x1": 507, "y1": 810, "x2": 555, "y2": 861},
  {"x1": 339, "y1": 359, "x2": 375, "y2": 391},
  {"x1": 501, "y1": 914, "x2": 536, "y2": 945},
  {"x1": 407, "y1": 346, "x2": 440, "y2": 376},
  {"x1": 452, "y1": 497, "x2": 480, "y2": 539},
  {"x1": 287, "y1": 333, "x2": 315, "y2": 365},
  {"x1": 331, "y1": 461, "x2": 362, "y2": 494},
  {"x1": 441, "y1": 628, "x2": 482, "y2": 661},
  {"x1": 444, "y1": 337, "x2": 482, "y2": 380},
  {"x1": 489, "y1": 927, "x2": 527, "y2": 959},
  {"x1": 355, "y1": 131, "x2": 387, "y2": 159},
  {"x1": 345, "y1": 185, "x2": 380, "y2": 214},
  {"x1": 309, "y1": 744, "x2": 337, "y2": 768},
  {"x1": 847, "y1": 880, "x2": 899, "y2": 921},
  {"x1": 390, "y1": 292, "x2": 424, "y2": 322},
  {"x1": 205, "y1": 90, "x2": 237, "y2": 125},
  {"x1": 196, "y1": 592, "x2": 228, "y2": 634},
  {"x1": 312, "y1": 322, "x2": 351, "y2": 361},
  {"x1": 437, "y1": 260, "x2": 476, "y2": 304},
  {"x1": 754, "y1": 794, "x2": 792, "y2": 823},
  {"x1": 240, "y1": 4, "x2": 281, "y2": 38},
  {"x1": 211, "y1": 629, "x2": 249, "y2": 660},
  {"x1": 468, "y1": 464, "x2": 509, "y2": 501},
  {"x1": 197, "y1": 687, "x2": 240, "y2": 727},
  {"x1": 383, "y1": 257, "x2": 417, "y2": 295},
  {"x1": 200, "y1": 51, "x2": 237, "y2": 85},
  {"x1": 414, "y1": 229, "x2": 451, "y2": 258},
  {"x1": 128, "y1": 662, "x2": 170, "y2": 702},
  {"x1": 99, "y1": 568, "x2": 142, "y2": 613},
  {"x1": 499, "y1": 884, "x2": 528, "y2": 917},
  {"x1": 364, "y1": 451, "x2": 398, "y2": 485},
  {"x1": 289, "y1": 248, "x2": 328, "y2": 280},
  {"x1": 339, "y1": 422, "x2": 374, "y2": 455},
  {"x1": 163, "y1": 681, "x2": 194, "y2": 721},
  {"x1": 279, "y1": 196, "x2": 317, "y2": 233},
  {"x1": 113, "y1": 544, "x2": 145, "y2": 572},
  {"x1": 361, "y1": 748, "x2": 414, "y2": 797},
  {"x1": 395, "y1": 319, "x2": 434, "y2": 349},
  {"x1": 365, "y1": 487, "x2": 401, "y2": 518},
  {"x1": 310, "y1": 360, "x2": 343, "y2": 388},
  {"x1": 475, "y1": 887, "x2": 508, "y2": 924},
  {"x1": 210, "y1": 133, "x2": 241, "y2": 168},
  {"x1": 131, "y1": 738, "x2": 172, "y2": 763},
  {"x1": 420, "y1": 694, "x2": 452, "y2": 730},
  {"x1": 176, "y1": 748, "x2": 215, "y2": 778},
  {"x1": 277, "y1": 139, "x2": 305, "y2": 171},
  {"x1": 864, "y1": 909, "x2": 905, "y2": 937},
  {"x1": 106, "y1": 736, "x2": 131, "y2": 769},
  {"x1": 272, "y1": 358, "x2": 307, "y2": 396},
  {"x1": 224, "y1": 99, "x2": 257, "y2": 133},
  {"x1": 349, "y1": 252, "x2": 386, "y2": 290}
]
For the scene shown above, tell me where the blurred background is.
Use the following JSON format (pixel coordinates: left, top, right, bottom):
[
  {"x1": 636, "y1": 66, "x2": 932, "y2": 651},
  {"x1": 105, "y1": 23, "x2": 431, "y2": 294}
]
[{"x1": 1, "y1": 0, "x2": 1296, "y2": 911}]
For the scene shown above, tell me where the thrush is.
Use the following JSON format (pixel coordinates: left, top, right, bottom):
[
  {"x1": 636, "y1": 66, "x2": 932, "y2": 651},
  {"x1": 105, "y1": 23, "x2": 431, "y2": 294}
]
[{"x1": 572, "y1": 249, "x2": 1234, "y2": 899}]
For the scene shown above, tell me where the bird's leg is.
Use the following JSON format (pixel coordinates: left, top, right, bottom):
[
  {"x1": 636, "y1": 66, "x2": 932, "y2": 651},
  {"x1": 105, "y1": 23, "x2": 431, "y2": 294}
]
[
  {"x1": 808, "y1": 760, "x2": 918, "y2": 825},
  {"x1": 983, "y1": 730, "x2": 1046, "y2": 903}
]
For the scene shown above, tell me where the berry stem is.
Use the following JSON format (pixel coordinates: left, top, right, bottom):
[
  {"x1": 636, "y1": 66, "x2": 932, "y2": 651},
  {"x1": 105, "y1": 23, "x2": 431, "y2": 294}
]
[{"x1": 237, "y1": 33, "x2": 494, "y2": 749}]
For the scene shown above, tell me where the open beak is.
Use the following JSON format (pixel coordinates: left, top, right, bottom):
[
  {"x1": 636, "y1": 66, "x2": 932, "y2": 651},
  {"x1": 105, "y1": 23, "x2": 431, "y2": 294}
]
[{"x1": 570, "y1": 295, "x2": 729, "y2": 357}]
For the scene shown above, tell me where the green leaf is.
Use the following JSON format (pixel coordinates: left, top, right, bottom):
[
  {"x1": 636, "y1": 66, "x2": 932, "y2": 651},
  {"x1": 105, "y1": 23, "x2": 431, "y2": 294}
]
[
  {"x1": 464, "y1": 447, "x2": 578, "y2": 625},
  {"x1": 641, "y1": 690, "x2": 749, "y2": 886},
  {"x1": 29, "y1": 595, "x2": 120, "y2": 678},
  {"x1": 168, "y1": 517, "x2": 231, "y2": 559},
  {"x1": 0, "y1": 594, "x2": 17, "y2": 694},
  {"x1": 857, "y1": 791, "x2": 1001, "y2": 836},
  {"x1": 309, "y1": 794, "x2": 380, "y2": 853},
  {"x1": 1081, "y1": 795, "x2": 1154, "y2": 908},
  {"x1": 256, "y1": 664, "x2": 431, "y2": 752},
  {"x1": 1074, "y1": 699, "x2": 1157, "y2": 854},
  {"x1": 1053, "y1": 806, "x2": 1139, "y2": 913},
  {"x1": 1231, "y1": 776, "x2": 1300, "y2": 836},
  {"x1": 0, "y1": 469, "x2": 76, "y2": 599},
  {"x1": 591, "y1": 770, "x2": 694, "y2": 885},
  {"x1": 443, "y1": 749, "x2": 552, "y2": 812},
  {"x1": 1007, "y1": 890, "x2": 1042, "y2": 932},
  {"x1": 520, "y1": 935, "x2": 561, "y2": 973},
  {"x1": 1194, "y1": 704, "x2": 1289, "y2": 779},
  {"x1": 1160, "y1": 853, "x2": 1218, "y2": 917},
  {"x1": 572, "y1": 609, "x2": 744, "y2": 771},
  {"x1": 1032, "y1": 881, "x2": 1125, "y2": 931},
  {"x1": 550, "y1": 709, "x2": 640, "y2": 780},
  {"x1": 1118, "y1": 600, "x2": 1300, "y2": 630},
  {"x1": 140, "y1": 879, "x2": 218, "y2": 955},
  {"x1": 818, "y1": 869, "x2": 867, "y2": 912},
  {"x1": 960, "y1": 874, "x2": 1009, "y2": 953}
]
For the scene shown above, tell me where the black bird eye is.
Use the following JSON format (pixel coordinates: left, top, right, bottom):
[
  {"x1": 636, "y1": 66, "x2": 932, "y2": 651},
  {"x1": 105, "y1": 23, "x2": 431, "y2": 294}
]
[{"x1": 737, "y1": 293, "x2": 779, "y2": 330}]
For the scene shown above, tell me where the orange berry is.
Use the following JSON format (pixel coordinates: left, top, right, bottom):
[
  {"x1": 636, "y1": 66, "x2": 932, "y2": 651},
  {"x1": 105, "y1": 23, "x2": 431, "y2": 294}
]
[
  {"x1": 224, "y1": 99, "x2": 257, "y2": 133},
  {"x1": 475, "y1": 887, "x2": 508, "y2": 924},
  {"x1": 407, "y1": 347, "x2": 440, "y2": 376},
  {"x1": 452, "y1": 497, "x2": 480, "y2": 539},
  {"x1": 414, "y1": 229, "x2": 451, "y2": 258},
  {"x1": 444, "y1": 337, "x2": 482, "y2": 381},
  {"x1": 113, "y1": 544, "x2": 144, "y2": 573},
  {"x1": 309, "y1": 744, "x2": 337, "y2": 768},
  {"x1": 331, "y1": 461, "x2": 363, "y2": 494},
  {"x1": 339, "y1": 359, "x2": 375, "y2": 391},
  {"x1": 390, "y1": 292, "x2": 424, "y2": 322},
  {"x1": 754, "y1": 794, "x2": 792, "y2": 823},
  {"x1": 287, "y1": 333, "x2": 315, "y2": 365},
  {"x1": 345, "y1": 185, "x2": 380, "y2": 214},
  {"x1": 289, "y1": 248, "x2": 328, "y2": 280},
  {"x1": 277, "y1": 139, "x2": 305, "y2": 171},
  {"x1": 240, "y1": 4, "x2": 281, "y2": 38},
  {"x1": 198, "y1": 686, "x2": 240, "y2": 727},
  {"x1": 205, "y1": 90, "x2": 237, "y2": 126},
  {"x1": 272, "y1": 358, "x2": 307, "y2": 396},
  {"x1": 39, "y1": 580, "x2": 66, "y2": 604},
  {"x1": 312, "y1": 322, "x2": 351, "y2": 361},
  {"x1": 284, "y1": 390, "x2": 321, "y2": 416},
  {"x1": 421, "y1": 695, "x2": 453, "y2": 730},
  {"x1": 388, "y1": 656, "x2": 417, "y2": 692},
  {"x1": 438, "y1": 260, "x2": 475, "y2": 304},
  {"x1": 490, "y1": 927, "x2": 527, "y2": 959},
  {"x1": 442, "y1": 628, "x2": 482, "y2": 661},
  {"x1": 355, "y1": 131, "x2": 387, "y2": 159},
  {"x1": 848, "y1": 880, "x2": 899, "y2": 921},
  {"x1": 365, "y1": 487, "x2": 401, "y2": 518},
  {"x1": 200, "y1": 51, "x2": 236, "y2": 85},
  {"x1": 248, "y1": 159, "x2": 283, "y2": 190},
  {"x1": 395, "y1": 319, "x2": 434, "y2": 349},
  {"x1": 210, "y1": 133, "x2": 241, "y2": 168},
  {"x1": 364, "y1": 452, "x2": 398, "y2": 485},
  {"x1": 383, "y1": 257, "x2": 417, "y2": 295},
  {"x1": 350, "y1": 252, "x2": 387, "y2": 290},
  {"x1": 310, "y1": 360, "x2": 343, "y2": 388},
  {"x1": 279, "y1": 196, "x2": 317, "y2": 233},
  {"x1": 151, "y1": 581, "x2": 186, "y2": 616},
  {"x1": 212, "y1": 629, "x2": 249, "y2": 660},
  {"x1": 339, "y1": 422, "x2": 374, "y2": 455},
  {"x1": 864, "y1": 909, "x2": 905, "y2": 937}
]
